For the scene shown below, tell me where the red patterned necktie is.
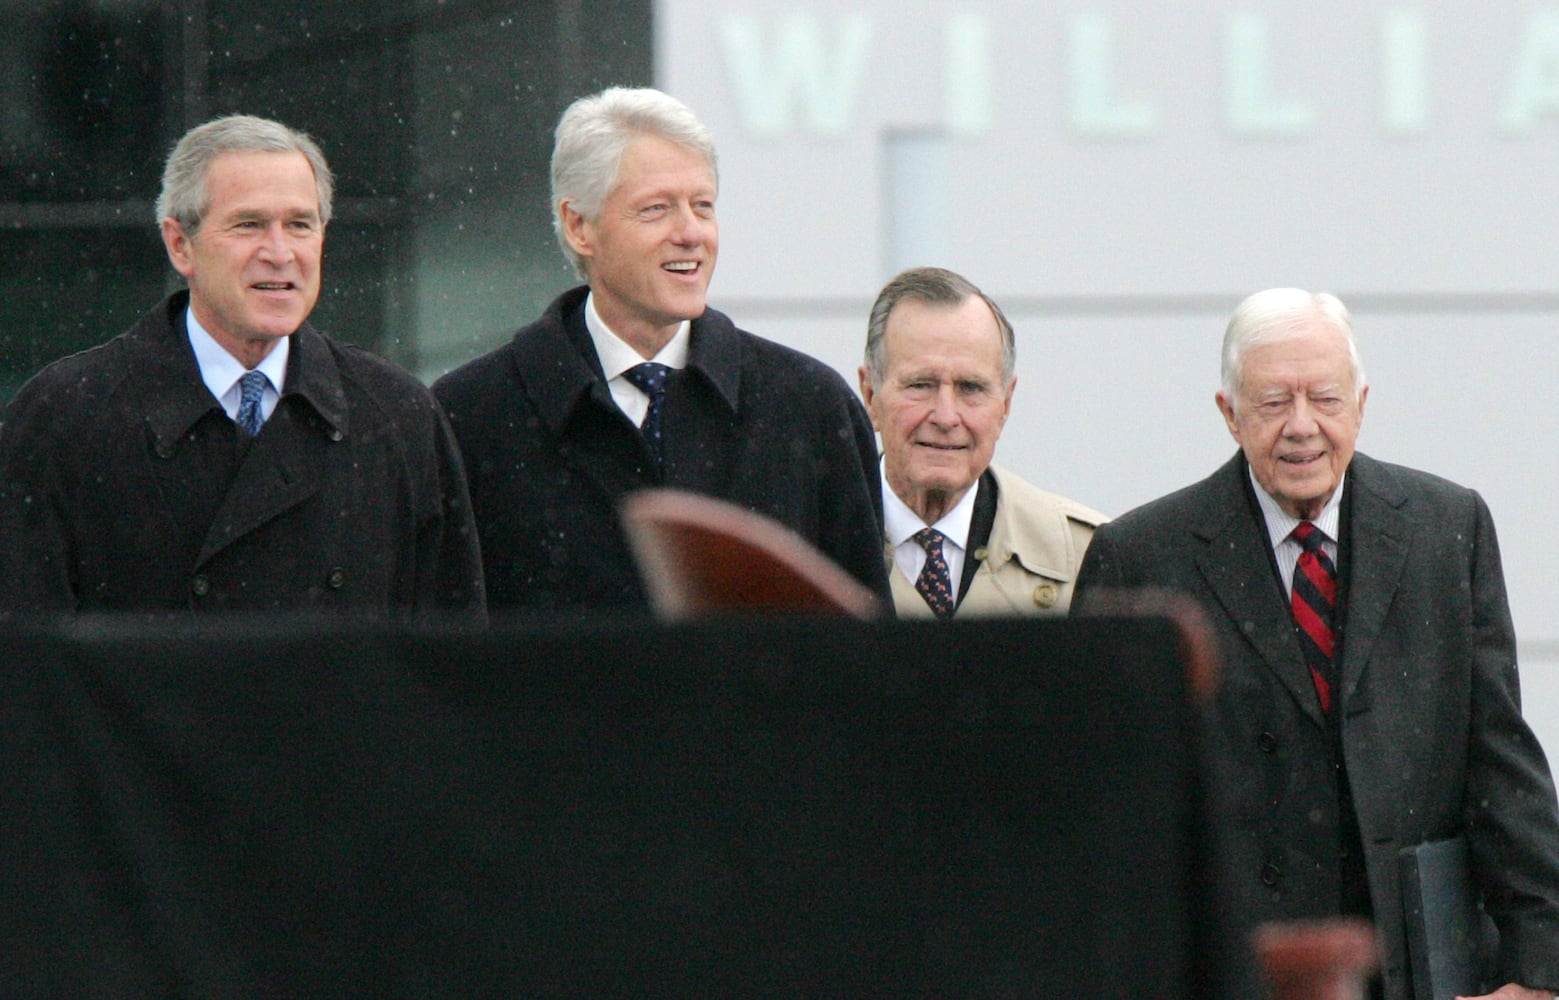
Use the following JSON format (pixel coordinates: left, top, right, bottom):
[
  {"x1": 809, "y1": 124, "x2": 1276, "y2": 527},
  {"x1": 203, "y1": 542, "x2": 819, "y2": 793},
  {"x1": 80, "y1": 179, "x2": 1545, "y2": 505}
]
[
  {"x1": 912, "y1": 528, "x2": 956, "y2": 620},
  {"x1": 1290, "y1": 521, "x2": 1338, "y2": 712}
]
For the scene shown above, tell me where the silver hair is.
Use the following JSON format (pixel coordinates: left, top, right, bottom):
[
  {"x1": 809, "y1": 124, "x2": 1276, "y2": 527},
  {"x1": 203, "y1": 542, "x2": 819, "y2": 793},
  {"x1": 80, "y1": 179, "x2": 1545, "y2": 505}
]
[
  {"x1": 156, "y1": 114, "x2": 334, "y2": 236},
  {"x1": 864, "y1": 266, "x2": 1016, "y2": 387},
  {"x1": 550, "y1": 87, "x2": 718, "y2": 279},
  {"x1": 1220, "y1": 288, "x2": 1366, "y2": 406}
]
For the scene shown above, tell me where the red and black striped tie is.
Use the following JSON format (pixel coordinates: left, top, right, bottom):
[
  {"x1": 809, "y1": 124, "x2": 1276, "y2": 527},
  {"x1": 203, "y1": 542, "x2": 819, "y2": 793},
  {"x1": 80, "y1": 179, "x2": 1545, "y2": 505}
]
[{"x1": 1290, "y1": 521, "x2": 1338, "y2": 712}]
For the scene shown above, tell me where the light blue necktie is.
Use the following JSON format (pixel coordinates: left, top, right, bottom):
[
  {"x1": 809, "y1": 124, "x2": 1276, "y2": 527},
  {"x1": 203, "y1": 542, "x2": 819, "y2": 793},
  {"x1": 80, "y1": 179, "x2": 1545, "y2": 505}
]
[{"x1": 236, "y1": 370, "x2": 268, "y2": 436}]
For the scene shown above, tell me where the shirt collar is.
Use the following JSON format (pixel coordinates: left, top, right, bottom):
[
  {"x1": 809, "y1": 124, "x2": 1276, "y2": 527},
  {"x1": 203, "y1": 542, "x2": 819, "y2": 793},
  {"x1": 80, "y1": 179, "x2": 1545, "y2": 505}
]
[
  {"x1": 880, "y1": 462, "x2": 980, "y2": 552},
  {"x1": 584, "y1": 292, "x2": 690, "y2": 376},
  {"x1": 1249, "y1": 465, "x2": 1345, "y2": 549},
  {"x1": 185, "y1": 305, "x2": 290, "y2": 400}
]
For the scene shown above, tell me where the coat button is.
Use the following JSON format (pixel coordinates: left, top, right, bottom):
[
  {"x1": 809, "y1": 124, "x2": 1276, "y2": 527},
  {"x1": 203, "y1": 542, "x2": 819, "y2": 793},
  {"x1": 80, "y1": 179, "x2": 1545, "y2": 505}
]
[
  {"x1": 326, "y1": 427, "x2": 343, "y2": 442},
  {"x1": 1258, "y1": 731, "x2": 1278, "y2": 753},
  {"x1": 154, "y1": 441, "x2": 175, "y2": 459},
  {"x1": 1260, "y1": 862, "x2": 1282, "y2": 886},
  {"x1": 325, "y1": 567, "x2": 347, "y2": 590},
  {"x1": 191, "y1": 574, "x2": 210, "y2": 597},
  {"x1": 1032, "y1": 583, "x2": 1058, "y2": 609}
]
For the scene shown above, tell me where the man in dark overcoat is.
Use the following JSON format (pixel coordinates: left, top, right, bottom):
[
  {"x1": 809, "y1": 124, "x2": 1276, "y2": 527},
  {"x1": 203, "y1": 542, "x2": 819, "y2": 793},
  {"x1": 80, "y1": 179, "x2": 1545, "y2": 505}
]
[
  {"x1": 433, "y1": 88, "x2": 887, "y2": 613},
  {"x1": 0, "y1": 115, "x2": 483, "y2": 619},
  {"x1": 1073, "y1": 288, "x2": 1559, "y2": 1000}
]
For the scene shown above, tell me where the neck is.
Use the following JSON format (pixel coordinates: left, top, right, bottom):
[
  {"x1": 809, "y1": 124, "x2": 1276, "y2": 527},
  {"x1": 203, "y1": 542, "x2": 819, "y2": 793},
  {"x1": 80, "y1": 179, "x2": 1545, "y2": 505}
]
[
  {"x1": 908, "y1": 485, "x2": 970, "y2": 527},
  {"x1": 1285, "y1": 494, "x2": 1330, "y2": 522},
  {"x1": 190, "y1": 300, "x2": 286, "y2": 370},
  {"x1": 589, "y1": 293, "x2": 684, "y2": 359},
  {"x1": 223, "y1": 337, "x2": 281, "y2": 371},
  {"x1": 626, "y1": 331, "x2": 676, "y2": 360}
]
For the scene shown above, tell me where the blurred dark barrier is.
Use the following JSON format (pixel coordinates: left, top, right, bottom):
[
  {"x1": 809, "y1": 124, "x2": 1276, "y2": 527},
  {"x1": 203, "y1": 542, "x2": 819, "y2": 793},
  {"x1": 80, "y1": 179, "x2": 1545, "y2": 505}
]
[{"x1": 0, "y1": 612, "x2": 1250, "y2": 998}]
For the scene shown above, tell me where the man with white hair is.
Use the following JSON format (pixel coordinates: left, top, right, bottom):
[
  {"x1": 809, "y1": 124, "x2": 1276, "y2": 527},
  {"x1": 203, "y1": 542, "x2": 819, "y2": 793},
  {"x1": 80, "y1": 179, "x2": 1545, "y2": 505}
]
[
  {"x1": 1073, "y1": 288, "x2": 1559, "y2": 1000},
  {"x1": 434, "y1": 87, "x2": 888, "y2": 613}
]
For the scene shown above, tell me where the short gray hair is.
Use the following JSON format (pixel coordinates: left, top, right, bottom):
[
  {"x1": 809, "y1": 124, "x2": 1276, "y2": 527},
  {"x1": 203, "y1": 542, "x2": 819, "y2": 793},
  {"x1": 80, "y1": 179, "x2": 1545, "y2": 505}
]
[
  {"x1": 156, "y1": 114, "x2": 334, "y2": 236},
  {"x1": 864, "y1": 266, "x2": 1016, "y2": 387},
  {"x1": 550, "y1": 87, "x2": 718, "y2": 279},
  {"x1": 1221, "y1": 288, "x2": 1366, "y2": 406}
]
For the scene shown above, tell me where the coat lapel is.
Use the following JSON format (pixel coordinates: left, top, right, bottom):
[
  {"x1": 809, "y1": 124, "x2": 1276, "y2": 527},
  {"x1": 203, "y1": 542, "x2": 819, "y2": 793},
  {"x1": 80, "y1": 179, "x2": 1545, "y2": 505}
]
[
  {"x1": 1193, "y1": 455, "x2": 1328, "y2": 728},
  {"x1": 1335, "y1": 454, "x2": 1411, "y2": 707},
  {"x1": 196, "y1": 327, "x2": 344, "y2": 567},
  {"x1": 513, "y1": 297, "x2": 660, "y2": 499}
]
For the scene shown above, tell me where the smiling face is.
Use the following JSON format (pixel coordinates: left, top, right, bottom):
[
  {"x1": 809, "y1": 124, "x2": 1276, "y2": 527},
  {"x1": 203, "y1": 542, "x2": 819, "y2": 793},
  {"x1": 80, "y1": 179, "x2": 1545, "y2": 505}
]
[
  {"x1": 161, "y1": 150, "x2": 324, "y2": 368},
  {"x1": 860, "y1": 295, "x2": 1014, "y2": 525},
  {"x1": 560, "y1": 133, "x2": 718, "y2": 357},
  {"x1": 1216, "y1": 321, "x2": 1367, "y2": 520}
]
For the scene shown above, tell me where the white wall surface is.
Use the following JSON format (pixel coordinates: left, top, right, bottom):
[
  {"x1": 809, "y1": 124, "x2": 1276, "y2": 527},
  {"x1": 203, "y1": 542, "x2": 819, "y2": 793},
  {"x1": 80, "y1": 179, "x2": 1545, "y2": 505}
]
[{"x1": 657, "y1": 2, "x2": 1559, "y2": 754}]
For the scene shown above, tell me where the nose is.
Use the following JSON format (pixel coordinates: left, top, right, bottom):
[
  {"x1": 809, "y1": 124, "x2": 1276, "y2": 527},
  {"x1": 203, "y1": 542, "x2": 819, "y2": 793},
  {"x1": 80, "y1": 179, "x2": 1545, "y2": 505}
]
[
  {"x1": 669, "y1": 203, "x2": 709, "y2": 245},
  {"x1": 1284, "y1": 398, "x2": 1320, "y2": 437},
  {"x1": 256, "y1": 221, "x2": 295, "y2": 262},
  {"x1": 928, "y1": 384, "x2": 961, "y2": 427}
]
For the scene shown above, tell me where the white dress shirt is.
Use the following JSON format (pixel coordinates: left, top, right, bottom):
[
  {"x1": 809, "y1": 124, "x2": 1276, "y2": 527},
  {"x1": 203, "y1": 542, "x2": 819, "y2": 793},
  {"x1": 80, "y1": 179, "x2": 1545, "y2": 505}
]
[
  {"x1": 1250, "y1": 467, "x2": 1345, "y2": 594},
  {"x1": 880, "y1": 465, "x2": 980, "y2": 596},
  {"x1": 186, "y1": 307, "x2": 289, "y2": 426},
  {"x1": 584, "y1": 292, "x2": 690, "y2": 427}
]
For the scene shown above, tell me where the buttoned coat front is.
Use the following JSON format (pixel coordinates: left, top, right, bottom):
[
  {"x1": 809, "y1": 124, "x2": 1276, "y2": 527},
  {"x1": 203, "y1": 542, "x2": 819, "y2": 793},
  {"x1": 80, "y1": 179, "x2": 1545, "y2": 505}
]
[
  {"x1": 0, "y1": 292, "x2": 485, "y2": 618},
  {"x1": 432, "y1": 287, "x2": 889, "y2": 614},
  {"x1": 889, "y1": 463, "x2": 1107, "y2": 618},
  {"x1": 1073, "y1": 451, "x2": 1559, "y2": 1000}
]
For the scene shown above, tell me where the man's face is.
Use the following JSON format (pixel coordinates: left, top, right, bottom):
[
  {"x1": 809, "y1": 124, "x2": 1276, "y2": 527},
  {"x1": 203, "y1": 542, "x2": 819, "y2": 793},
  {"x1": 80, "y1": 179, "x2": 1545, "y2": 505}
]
[
  {"x1": 1216, "y1": 321, "x2": 1367, "y2": 520},
  {"x1": 161, "y1": 150, "x2": 324, "y2": 363},
  {"x1": 859, "y1": 296, "x2": 1014, "y2": 523},
  {"x1": 561, "y1": 133, "x2": 718, "y2": 355}
]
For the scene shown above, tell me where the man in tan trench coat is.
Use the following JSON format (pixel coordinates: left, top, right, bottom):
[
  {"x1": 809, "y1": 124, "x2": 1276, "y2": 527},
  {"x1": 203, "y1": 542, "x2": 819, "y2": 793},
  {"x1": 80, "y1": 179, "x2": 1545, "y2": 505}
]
[{"x1": 859, "y1": 267, "x2": 1107, "y2": 619}]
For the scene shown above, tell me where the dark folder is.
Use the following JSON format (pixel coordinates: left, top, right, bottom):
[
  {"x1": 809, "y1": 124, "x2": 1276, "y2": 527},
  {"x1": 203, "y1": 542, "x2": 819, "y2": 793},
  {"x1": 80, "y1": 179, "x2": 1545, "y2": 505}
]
[{"x1": 1399, "y1": 835, "x2": 1483, "y2": 1000}]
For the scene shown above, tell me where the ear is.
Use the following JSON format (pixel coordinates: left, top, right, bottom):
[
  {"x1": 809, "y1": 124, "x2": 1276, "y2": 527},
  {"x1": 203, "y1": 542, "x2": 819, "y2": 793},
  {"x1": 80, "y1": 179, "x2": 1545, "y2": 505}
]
[
  {"x1": 1215, "y1": 390, "x2": 1240, "y2": 441},
  {"x1": 559, "y1": 199, "x2": 594, "y2": 262},
  {"x1": 1000, "y1": 375, "x2": 1016, "y2": 425},
  {"x1": 857, "y1": 366, "x2": 882, "y2": 430},
  {"x1": 161, "y1": 217, "x2": 196, "y2": 279},
  {"x1": 1356, "y1": 383, "x2": 1369, "y2": 424}
]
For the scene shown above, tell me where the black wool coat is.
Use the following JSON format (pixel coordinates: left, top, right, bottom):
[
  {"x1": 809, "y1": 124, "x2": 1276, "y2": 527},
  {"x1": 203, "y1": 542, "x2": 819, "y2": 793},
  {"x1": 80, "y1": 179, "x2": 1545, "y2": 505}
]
[
  {"x1": 432, "y1": 287, "x2": 889, "y2": 614},
  {"x1": 0, "y1": 292, "x2": 485, "y2": 620},
  {"x1": 1073, "y1": 451, "x2": 1559, "y2": 1000}
]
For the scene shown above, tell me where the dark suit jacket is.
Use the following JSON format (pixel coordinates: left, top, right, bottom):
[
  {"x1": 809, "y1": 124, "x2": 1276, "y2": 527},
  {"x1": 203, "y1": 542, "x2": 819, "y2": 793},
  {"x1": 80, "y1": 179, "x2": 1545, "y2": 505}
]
[
  {"x1": 432, "y1": 286, "x2": 889, "y2": 614},
  {"x1": 0, "y1": 292, "x2": 485, "y2": 619},
  {"x1": 1074, "y1": 451, "x2": 1559, "y2": 1000}
]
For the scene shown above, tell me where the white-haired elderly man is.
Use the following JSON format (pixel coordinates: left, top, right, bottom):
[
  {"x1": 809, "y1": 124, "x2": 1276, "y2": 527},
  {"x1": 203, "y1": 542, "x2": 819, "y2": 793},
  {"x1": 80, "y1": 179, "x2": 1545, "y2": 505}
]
[
  {"x1": 434, "y1": 87, "x2": 888, "y2": 614},
  {"x1": 1074, "y1": 288, "x2": 1559, "y2": 1000}
]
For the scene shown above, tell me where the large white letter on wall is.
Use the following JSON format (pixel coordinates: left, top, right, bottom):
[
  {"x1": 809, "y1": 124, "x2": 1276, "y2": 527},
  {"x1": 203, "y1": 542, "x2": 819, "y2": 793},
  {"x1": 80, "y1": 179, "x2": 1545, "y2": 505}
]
[
  {"x1": 1502, "y1": 10, "x2": 1559, "y2": 134},
  {"x1": 719, "y1": 12, "x2": 873, "y2": 137},
  {"x1": 1224, "y1": 12, "x2": 1315, "y2": 136},
  {"x1": 1068, "y1": 13, "x2": 1158, "y2": 137},
  {"x1": 1380, "y1": 9, "x2": 1429, "y2": 135},
  {"x1": 945, "y1": 13, "x2": 992, "y2": 136}
]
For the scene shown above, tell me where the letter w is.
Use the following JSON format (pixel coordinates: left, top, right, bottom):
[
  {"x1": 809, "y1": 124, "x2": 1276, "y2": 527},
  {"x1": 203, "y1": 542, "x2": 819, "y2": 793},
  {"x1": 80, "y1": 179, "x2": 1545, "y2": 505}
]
[{"x1": 720, "y1": 12, "x2": 873, "y2": 137}]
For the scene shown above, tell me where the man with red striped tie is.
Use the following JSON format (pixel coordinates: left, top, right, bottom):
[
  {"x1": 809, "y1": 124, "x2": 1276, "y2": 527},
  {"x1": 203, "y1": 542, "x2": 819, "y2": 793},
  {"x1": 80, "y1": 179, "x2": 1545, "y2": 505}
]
[{"x1": 1073, "y1": 288, "x2": 1559, "y2": 1000}]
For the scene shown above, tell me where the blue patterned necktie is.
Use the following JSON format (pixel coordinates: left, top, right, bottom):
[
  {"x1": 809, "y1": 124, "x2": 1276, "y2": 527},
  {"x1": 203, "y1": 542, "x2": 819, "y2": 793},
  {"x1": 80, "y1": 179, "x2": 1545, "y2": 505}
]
[
  {"x1": 622, "y1": 362, "x2": 671, "y2": 466},
  {"x1": 912, "y1": 528, "x2": 956, "y2": 619},
  {"x1": 236, "y1": 370, "x2": 268, "y2": 437}
]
